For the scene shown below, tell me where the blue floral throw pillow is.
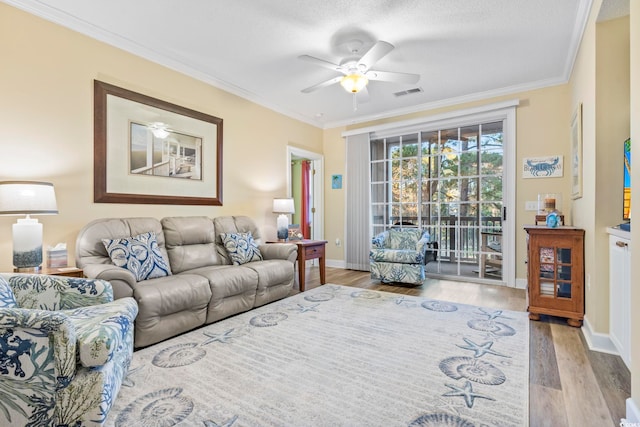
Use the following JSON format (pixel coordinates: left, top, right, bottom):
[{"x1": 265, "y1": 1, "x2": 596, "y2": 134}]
[
  {"x1": 220, "y1": 232, "x2": 263, "y2": 265},
  {"x1": 102, "y1": 231, "x2": 172, "y2": 281}
]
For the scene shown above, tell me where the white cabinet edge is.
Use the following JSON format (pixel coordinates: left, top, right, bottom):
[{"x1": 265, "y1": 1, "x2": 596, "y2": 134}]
[{"x1": 606, "y1": 226, "x2": 631, "y2": 240}]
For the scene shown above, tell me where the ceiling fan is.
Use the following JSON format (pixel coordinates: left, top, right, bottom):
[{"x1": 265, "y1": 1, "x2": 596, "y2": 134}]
[{"x1": 299, "y1": 40, "x2": 420, "y2": 103}]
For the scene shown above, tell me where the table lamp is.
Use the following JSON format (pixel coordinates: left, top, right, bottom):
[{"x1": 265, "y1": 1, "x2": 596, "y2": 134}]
[
  {"x1": 0, "y1": 181, "x2": 58, "y2": 271},
  {"x1": 272, "y1": 198, "x2": 295, "y2": 242}
]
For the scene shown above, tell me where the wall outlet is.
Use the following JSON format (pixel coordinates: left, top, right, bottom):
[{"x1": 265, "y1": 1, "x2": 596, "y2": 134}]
[
  {"x1": 586, "y1": 274, "x2": 591, "y2": 291},
  {"x1": 335, "y1": 238, "x2": 341, "y2": 247},
  {"x1": 525, "y1": 201, "x2": 538, "y2": 211}
]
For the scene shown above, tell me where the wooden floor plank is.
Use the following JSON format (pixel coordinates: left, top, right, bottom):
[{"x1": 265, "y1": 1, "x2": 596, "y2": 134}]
[
  {"x1": 550, "y1": 322, "x2": 614, "y2": 427},
  {"x1": 580, "y1": 333, "x2": 630, "y2": 424},
  {"x1": 529, "y1": 383, "x2": 569, "y2": 427},
  {"x1": 529, "y1": 321, "x2": 562, "y2": 389}
]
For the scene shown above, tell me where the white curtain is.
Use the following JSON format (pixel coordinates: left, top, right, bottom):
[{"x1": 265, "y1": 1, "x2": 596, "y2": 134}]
[{"x1": 345, "y1": 133, "x2": 371, "y2": 271}]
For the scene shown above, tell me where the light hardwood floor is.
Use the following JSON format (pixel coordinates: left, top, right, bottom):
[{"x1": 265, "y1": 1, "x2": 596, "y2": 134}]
[{"x1": 294, "y1": 266, "x2": 630, "y2": 427}]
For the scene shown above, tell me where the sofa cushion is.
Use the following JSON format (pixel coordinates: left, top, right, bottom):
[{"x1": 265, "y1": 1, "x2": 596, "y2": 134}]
[
  {"x1": 102, "y1": 232, "x2": 172, "y2": 281},
  {"x1": 220, "y1": 232, "x2": 264, "y2": 265},
  {"x1": 161, "y1": 216, "x2": 222, "y2": 273},
  {"x1": 370, "y1": 248, "x2": 424, "y2": 264}
]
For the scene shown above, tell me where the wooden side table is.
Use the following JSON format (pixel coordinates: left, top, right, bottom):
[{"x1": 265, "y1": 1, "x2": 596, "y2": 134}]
[
  {"x1": 293, "y1": 239, "x2": 327, "y2": 292},
  {"x1": 14, "y1": 266, "x2": 84, "y2": 278}
]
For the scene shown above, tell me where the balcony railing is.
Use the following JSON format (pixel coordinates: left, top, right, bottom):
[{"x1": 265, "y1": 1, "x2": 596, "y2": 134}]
[{"x1": 373, "y1": 215, "x2": 502, "y2": 263}]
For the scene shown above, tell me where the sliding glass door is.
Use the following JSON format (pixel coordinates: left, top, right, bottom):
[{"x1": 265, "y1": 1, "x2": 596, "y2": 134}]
[{"x1": 371, "y1": 121, "x2": 505, "y2": 283}]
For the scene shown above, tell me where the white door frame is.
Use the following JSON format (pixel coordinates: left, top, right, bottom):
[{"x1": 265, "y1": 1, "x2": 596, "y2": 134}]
[{"x1": 286, "y1": 146, "x2": 324, "y2": 242}]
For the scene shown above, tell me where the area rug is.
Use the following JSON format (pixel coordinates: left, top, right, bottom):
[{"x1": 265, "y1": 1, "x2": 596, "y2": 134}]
[{"x1": 106, "y1": 285, "x2": 529, "y2": 426}]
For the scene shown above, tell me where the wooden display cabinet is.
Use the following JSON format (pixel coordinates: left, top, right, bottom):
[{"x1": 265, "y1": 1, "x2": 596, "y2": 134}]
[{"x1": 524, "y1": 226, "x2": 585, "y2": 327}]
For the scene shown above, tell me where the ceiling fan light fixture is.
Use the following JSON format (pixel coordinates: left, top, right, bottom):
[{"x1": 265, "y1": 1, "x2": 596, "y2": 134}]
[
  {"x1": 149, "y1": 122, "x2": 170, "y2": 139},
  {"x1": 340, "y1": 73, "x2": 368, "y2": 93}
]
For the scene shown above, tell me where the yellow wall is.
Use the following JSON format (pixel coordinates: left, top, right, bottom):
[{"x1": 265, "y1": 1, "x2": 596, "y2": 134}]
[
  {"x1": 323, "y1": 85, "x2": 571, "y2": 278},
  {"x1": 570, "y1": 0, "x2": 601, "y2": 334},
  {"x1": 630, "y1": 0, "x2": 640, "y2": 412},
  {"x1": 594, "y1": 16, "x2": 630, "y2": 333},
  {"x1": 0, "y1": 3, "x2": 323, "y2": 272}
]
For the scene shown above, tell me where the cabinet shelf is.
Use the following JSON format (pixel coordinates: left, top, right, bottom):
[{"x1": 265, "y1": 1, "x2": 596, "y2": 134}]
[{"x1": 524, "y1": 226, "x2": 585, "y2": 327}]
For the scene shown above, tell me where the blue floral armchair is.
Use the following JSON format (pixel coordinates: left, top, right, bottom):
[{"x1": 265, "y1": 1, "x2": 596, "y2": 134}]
[
  {"x1": 370, "y1": 229, "x2": 432, "y2": 285},
  {"x1": 0, "y1": 273, "x2": 138, "y2": 426}
]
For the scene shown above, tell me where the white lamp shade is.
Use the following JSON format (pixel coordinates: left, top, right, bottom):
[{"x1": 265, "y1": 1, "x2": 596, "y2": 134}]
[
  {"x1": 272, "y1": 198, "x2": 295, "y2": 214},
  {"x1": 340, "y1": 73, "x2": 369, "y2": 93},
  {"x1": 0, "y1": 181, "x2": 58, "y2": 215},
  {"x1": 0, "y1": 181, "x2": 58, "y2": 270}
]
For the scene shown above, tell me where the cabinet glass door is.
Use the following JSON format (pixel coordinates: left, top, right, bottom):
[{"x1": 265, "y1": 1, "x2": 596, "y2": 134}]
[
  {"x1": 556, "y1": 247, "x2": 572, "y2": 299},
  {"x1": 537, "y1": 246, "x2": 573, "y2": 299}
]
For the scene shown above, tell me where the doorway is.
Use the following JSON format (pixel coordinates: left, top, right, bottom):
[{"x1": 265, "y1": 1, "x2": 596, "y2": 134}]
[{"x1": 286, "y1": 147, "x2": 324, "y2": 242}]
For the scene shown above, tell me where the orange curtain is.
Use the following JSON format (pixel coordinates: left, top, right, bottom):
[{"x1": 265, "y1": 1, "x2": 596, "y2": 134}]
[{"x1": 301, "y1": 160, "x2": 311, "y2": 239}]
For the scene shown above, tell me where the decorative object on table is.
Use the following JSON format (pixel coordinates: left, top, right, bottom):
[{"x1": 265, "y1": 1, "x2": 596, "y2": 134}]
[
  {"x1": 522, "y1": 155, "x2": 563, "y2": 178},
  {"x1": 46, "y1": 242, "x2": 68, "y2": 268},
  {"x1": 106, "y1": 285, "x2": 528, "y2": 427},
  {"x1": 546, "y1": 211, "x2": 560, "y2": 228},
  {"x1": 0, "y1": 181, "x2": 58, "y2": 271},
  {"x1": 287, "y1": 224, "x2": 303, "y2": 241},
  {"x1": 537, "y1": 193, "x2": 562, "y2": 215},
  {"x1": 570, "y1": 102, "x2": 583, "y2": 199},
  {"x1": 272, "y1": 198, "x2": 295, "y2": 242}
]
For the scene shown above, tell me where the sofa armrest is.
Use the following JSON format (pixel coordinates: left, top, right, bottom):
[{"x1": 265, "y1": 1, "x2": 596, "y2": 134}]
[
  {"x1": 81, "y1": 264, "x2": 136, "y2": 299},
  {"x1": 259, "y1": 243, "x2": 297, "y2": 263},
  {"x1": 0, "y1": 274, "x2": 114, "y2": 311},
  {"x1": 372, "y1": 231, "x2": 389, "y2": 248},
  {"x1": 65, "y1": 297, "x2": 138, "y2": 367},
  {"x1": 0, "y1": 308, "x2": 77, "y2": 389},
  {"x1": 416, "y1": 234, "x2": 430, "y2": 254}
]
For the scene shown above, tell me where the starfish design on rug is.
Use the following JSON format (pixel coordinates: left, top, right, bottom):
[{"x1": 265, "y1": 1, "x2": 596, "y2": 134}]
[
  {"x1": 394, "y1": 296, "x2": 417, "y2": 307},
  {"x1": 202, "y1": 329, "x2": 236, "y2": 345},
  {"x1": 476, "y1": 307, "x2": 513, "y2": 320},
  {"x1": 456, "y1": 338, "x2": 510, "y2": 358},
  {"x1": 295, "y1": 303, "x2": 320, "y2": 313},
  {"x1": 121, "y1": 365, "x2": 144, "y2": 387},
  {"x1": 433, "y1": 396, "x2": 461, "y2": 416},
  {"x1": 203, "y1": 414, "x2": 239, "y2": 427},
  {"x1": 442, "y1": 381, "x2": 496, "y2": 408}
]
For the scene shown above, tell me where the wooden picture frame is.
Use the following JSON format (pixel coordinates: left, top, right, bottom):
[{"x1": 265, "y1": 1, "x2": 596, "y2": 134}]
[
  {"x1": 94, "y1": 80, "x2": 223, "y2": 205},
  {"x1": 570, "y1": 103, "x2": 582, "y2": 199}
]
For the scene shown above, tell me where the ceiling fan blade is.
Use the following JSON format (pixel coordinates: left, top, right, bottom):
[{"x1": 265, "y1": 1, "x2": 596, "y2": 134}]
[
  {"x1": 301, "y1": 76, "x2": 343, "y2": 93},
  {"x1": 298, "y1": 55, "x2": 344, "y2": 73},
  {"x1": 365, "y1": 70, "x2": 420, "y2": 84},
  {"x1": 357, "y1": 41, "x2": 394, "y2": 71}
]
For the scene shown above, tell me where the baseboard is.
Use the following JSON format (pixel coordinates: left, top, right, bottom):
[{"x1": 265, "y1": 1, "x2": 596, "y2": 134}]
[
  {"x1": 625, "y1": 398, "x2": 640, "y2": 423},
  {"x1": 515, "y1": 278, "x2": 527, "y2": 290},
  {"x1": 326, "y1": 259, "x2": 347, "y2": 269},
  {"x1": 581, "y1": 315, "x2": 618, "y2": 355}
]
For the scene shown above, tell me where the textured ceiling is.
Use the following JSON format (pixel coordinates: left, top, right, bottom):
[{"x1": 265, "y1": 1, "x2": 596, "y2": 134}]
[{"x1": 3, "y1": 0, "x2": 617, "y2": 128}]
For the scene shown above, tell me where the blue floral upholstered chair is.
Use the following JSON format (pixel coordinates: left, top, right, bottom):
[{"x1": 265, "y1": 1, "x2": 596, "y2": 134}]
[
  {"x1": 370, "y1": 229, "x2": 432, "y2": 285},
  {"x1": 0, "y1": 273, "x2": 138, "y2": 426}
]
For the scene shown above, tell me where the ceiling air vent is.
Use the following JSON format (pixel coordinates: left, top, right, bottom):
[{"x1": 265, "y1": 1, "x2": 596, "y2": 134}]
[{"x1": 393, "y1": 87, "x2": 423, "y2": 97}]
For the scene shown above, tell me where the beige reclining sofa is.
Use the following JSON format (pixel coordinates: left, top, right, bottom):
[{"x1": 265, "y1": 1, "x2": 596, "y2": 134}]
[{"x1": 76, "y1": 215, "x2": 296, "y2": 348}]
